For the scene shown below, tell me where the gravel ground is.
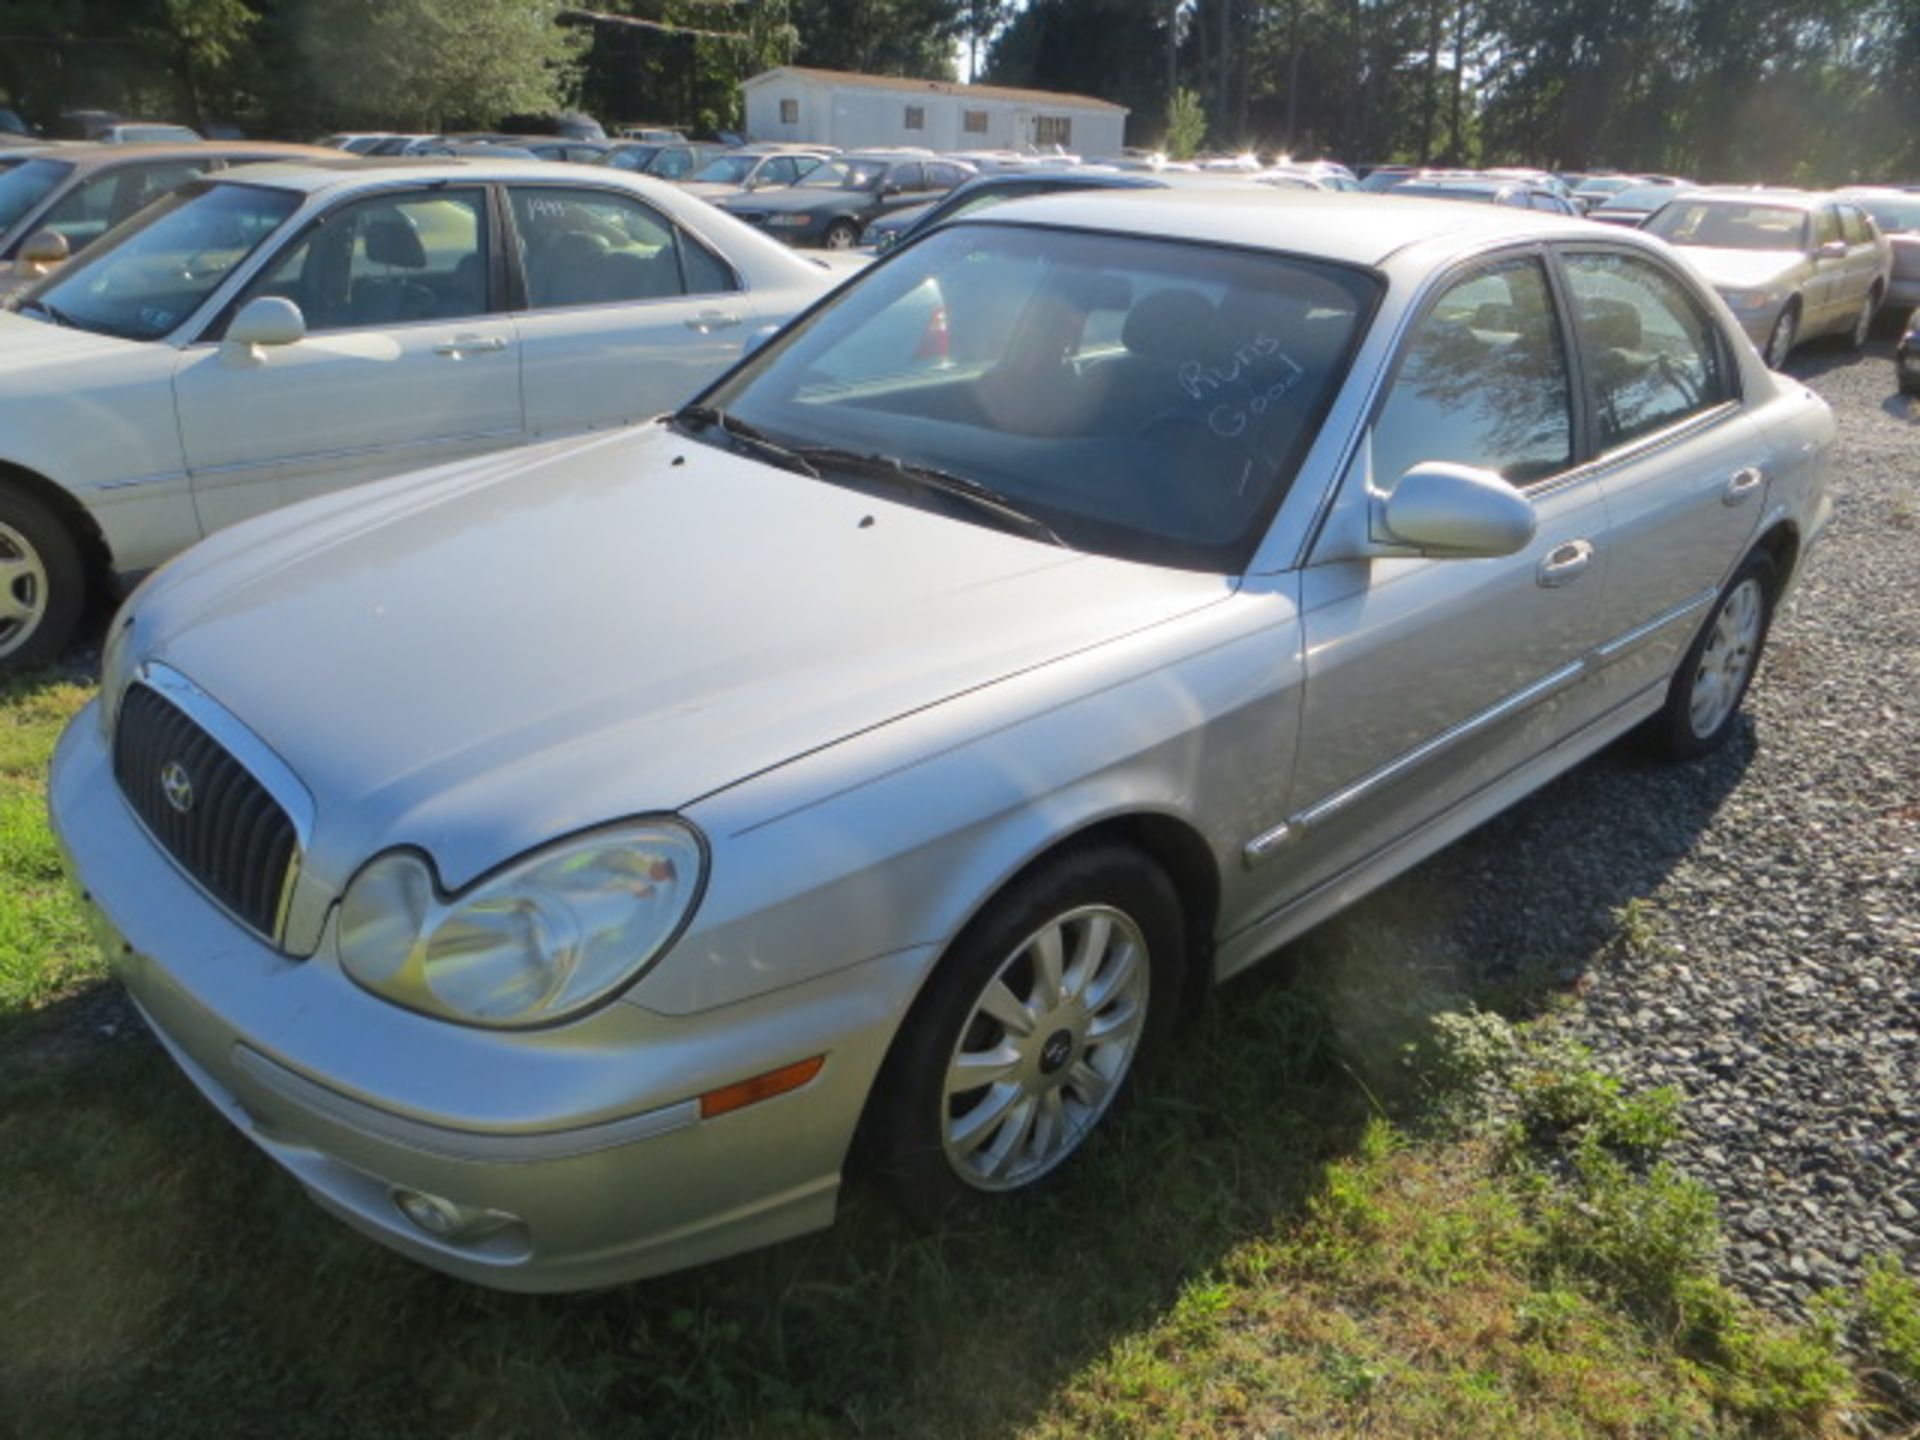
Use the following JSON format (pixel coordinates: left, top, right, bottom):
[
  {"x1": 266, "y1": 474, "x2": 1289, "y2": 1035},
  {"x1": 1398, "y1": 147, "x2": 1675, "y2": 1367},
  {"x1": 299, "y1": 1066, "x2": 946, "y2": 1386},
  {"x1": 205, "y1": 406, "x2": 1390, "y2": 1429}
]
[{"x1": 1310, "y1": 333, "x2": 1919, "y2": 1319}]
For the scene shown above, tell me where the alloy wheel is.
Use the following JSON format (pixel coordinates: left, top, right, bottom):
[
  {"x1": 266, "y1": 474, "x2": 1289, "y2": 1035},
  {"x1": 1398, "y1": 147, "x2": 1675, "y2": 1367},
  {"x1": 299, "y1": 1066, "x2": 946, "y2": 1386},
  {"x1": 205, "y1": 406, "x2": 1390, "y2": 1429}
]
[
  {"x1": 1765, "y1": 308, "x2": 1798, "y2": 369},
  {"x1": 939, "y1": 904, "x2": 1150, "y2": 1191},
  {"x1": 1688, "y1": 577, "x2": 1763, "y2": 739},
  {"x1": 0, "y1": 521, "x2": 48, "y2": 661}
]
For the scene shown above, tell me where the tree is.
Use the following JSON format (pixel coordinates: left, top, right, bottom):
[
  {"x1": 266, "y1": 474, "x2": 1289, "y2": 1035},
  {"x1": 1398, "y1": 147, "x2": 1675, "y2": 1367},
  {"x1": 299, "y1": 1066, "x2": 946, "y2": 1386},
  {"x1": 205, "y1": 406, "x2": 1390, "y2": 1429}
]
[
  {"x1": 1165, "y1": 83, "x2": 1206, "y2": 154},
  {"x1": 293, "y1": 0, "x2": 586, "y2": 131}
]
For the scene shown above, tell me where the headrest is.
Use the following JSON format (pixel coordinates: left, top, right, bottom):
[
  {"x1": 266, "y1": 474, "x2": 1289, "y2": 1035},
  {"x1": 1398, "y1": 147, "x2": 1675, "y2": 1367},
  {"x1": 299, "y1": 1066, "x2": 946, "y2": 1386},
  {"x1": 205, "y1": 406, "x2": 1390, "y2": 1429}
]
[
  {"x1": 1582, "y1": 295, "x2": 1641, "y2": 350},
  {"x1": 362, "y1": 211, "x2": 426, "y2": 270},
  {"x1": 1121, "y1": 288, "x2": 1216, "y2": 360}
]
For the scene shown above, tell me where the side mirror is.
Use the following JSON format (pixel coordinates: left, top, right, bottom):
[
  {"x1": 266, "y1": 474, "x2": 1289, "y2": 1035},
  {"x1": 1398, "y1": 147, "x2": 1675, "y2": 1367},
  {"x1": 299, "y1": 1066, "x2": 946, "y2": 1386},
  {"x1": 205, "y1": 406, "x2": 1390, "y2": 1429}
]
[
  {"x1": 223, "y1": 296, "x2": 306, "y2": 362},
  {"x1": 1817, "y1": 239, "x2": 1847, "y2": 260},
  {"x1": 17, "y1": 228, "x2": 69, "y2": 276},
  {"x1": 1378, "y1": 462, "x2": 1537, "y2": 558}
]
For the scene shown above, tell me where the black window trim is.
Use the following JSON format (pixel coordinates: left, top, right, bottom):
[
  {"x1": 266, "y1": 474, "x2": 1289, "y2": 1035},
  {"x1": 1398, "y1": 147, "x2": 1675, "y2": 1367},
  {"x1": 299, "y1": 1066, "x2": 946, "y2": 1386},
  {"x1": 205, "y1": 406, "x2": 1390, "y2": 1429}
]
[{"x1": 497, "y1": 178, "x2": 743, "y2": 315}]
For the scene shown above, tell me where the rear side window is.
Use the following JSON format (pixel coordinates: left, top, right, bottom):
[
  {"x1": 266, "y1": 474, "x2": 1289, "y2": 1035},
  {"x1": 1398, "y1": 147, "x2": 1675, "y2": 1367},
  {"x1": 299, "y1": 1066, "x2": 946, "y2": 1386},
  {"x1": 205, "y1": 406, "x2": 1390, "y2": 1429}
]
[
  {"x1": 1561, "y1": 251, "x2": 1732, "y2": 450},
  {"x1": 1371, "y1": 257, "x2": 1573, "y2": 490},
  {"x1": 235, "y1": 188, "x2": 490, "y2": 332},
  {"x1": 1839, "y1": 206, "x2": 1870, "y2": 245},
  {"x1": 509, "y1": 186, "x2": 737, "y2": 307}
]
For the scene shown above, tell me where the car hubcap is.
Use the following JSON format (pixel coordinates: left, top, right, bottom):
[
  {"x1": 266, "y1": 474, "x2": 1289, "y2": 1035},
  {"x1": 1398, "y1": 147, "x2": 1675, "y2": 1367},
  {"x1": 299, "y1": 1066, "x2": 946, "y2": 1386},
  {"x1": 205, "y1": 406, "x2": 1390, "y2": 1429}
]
[
  {"x1": 940, "y1": 904, "x2": 1150, "y2": 1191},
  {"x1": 0, "y1": 522, "x2": 48, "y2": 660},
  {"x1": 827, "y1": 227, "x2": 854, "y2": 250},
  {"x1": 1688, "y1": 578, "x2": 1762, "y2": 739}
]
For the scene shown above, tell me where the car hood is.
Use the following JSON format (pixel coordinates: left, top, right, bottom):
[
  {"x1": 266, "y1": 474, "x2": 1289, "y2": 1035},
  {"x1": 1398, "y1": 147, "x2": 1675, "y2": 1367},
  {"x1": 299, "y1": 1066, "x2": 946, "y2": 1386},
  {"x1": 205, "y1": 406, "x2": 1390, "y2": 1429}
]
[
  {"x1": 0, "y1": 308, "x2": 146, "y2": 373},
  {"x1": 679, "y1": 181, "x2": 750, "y2": 199},
  {"x1": 132, "y1": 425, "x2": 1233, "y2": 889},
  {"x1": 1671, "y1": 246, "x2": 1806, "y2": 291}
]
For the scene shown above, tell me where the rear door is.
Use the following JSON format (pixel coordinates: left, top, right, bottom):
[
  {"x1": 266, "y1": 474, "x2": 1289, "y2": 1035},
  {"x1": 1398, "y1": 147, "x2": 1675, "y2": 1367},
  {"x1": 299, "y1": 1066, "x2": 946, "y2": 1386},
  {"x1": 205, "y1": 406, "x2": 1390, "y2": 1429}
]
[
  {"x1": 1808, "y1": 204, "x2": 1847, "y2": 330},
  {"x1": 173, "y1": 184, "x2": 521, "y2": 532},
  {"x1": 1554, "y1": 245, "x2": 1768, "y2": 709},
  {"x1": 504, "y1": 182, "x2": 757, "y2": 438}
]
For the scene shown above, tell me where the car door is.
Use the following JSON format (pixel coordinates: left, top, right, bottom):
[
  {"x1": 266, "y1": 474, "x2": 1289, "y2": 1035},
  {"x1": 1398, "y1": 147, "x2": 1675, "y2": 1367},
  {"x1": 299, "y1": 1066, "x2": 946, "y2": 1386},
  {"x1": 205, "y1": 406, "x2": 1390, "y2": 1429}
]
[
  {"x1": 1554, "y1": 246, "x2": 1770, "y2": 708},
  {"x1": 1276, "y1": 252, "x2": 1615, "y2": 904},
  {"x1": 1808, "y1": 204, "x2": 1847, "y2": 331},
  {"x1": 875, "y1": 163, "x2": 929, "y2": 219},
  {"x1": 172, "y1": 184, "x2": 521, "y2": 533},
  {"x1": 1837, "y1": 204, "x2": 1882, "y2": 317},
  {"x1": 504, "y1": 183, "x2": 757, "y2": 439}
]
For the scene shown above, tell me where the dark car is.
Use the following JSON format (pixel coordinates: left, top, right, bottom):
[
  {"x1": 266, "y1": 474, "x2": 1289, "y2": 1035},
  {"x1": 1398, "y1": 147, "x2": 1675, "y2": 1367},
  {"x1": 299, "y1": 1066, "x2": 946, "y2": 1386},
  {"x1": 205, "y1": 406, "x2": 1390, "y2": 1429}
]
[
  {"x1": 865, "y1": 168, "x2": 1167, "y2": 253},
  {"x1": 1899, "y1": 311, "x2": 1919, "y2": 395},
  {"x1": 1586, "y1": 182, "x2": 1691, "y2": 227},
  {"x1": 598, "y1": 141, "x2": 717, "y2": 182},
  {"x1": 722, "y1": 153, "x2": 976, "y2": 249},
  {"x1": 1388, "y1": 177, "x2": 1577, "y2": 215}
]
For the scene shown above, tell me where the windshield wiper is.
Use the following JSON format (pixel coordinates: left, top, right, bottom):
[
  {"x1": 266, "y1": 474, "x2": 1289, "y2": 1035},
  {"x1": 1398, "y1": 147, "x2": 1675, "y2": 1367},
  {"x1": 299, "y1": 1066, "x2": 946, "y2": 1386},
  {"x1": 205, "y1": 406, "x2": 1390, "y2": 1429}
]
[
  {"x1": 795, "y1": 447, "x2": 1068, "y2": 548},
  {"x1": 17, "y1": 298, "x2": 76, "y2": 328},
  {"x1": 669, "y1": 404, "x2": 820, "y2": 479}
]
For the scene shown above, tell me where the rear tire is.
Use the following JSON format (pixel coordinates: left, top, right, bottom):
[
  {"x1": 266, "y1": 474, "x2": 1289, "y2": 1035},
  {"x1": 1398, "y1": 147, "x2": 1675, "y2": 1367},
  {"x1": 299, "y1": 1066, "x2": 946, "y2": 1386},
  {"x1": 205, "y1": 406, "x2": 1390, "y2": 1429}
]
[
  {"x1": 867, "y1": 843, "x2": 1185, "y2": 1225},
  {"x1": 1642, "y1": 551, "x2": 1777, "y2": 762},
  {"x1": 0, "y1": 486, "x2": 84, "y2": 671}
]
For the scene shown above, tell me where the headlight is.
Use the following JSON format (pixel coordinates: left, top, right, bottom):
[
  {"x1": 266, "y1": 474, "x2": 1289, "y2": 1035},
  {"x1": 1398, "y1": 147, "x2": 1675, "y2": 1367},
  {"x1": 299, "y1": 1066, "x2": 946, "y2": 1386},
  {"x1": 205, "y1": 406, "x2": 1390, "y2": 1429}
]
[
  {"x1": 337, "y1": 820, "x2": 706, "y2": 1027},
  {"x1": 1719, "y1": 289, "x2": 1776, "y2": 312},
  {"x1": 97, "y1": 607, "x2": 139, "y2": 738},
  {"x1": 767, "y1": 213, "x2": 813, "y2": 227}
]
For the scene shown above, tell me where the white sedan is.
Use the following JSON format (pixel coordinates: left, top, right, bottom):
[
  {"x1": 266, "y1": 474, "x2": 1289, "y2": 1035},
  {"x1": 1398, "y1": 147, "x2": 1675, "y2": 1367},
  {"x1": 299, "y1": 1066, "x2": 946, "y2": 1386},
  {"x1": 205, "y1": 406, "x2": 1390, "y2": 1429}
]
[{"x1": 0, "y1": 159, "x2": 834, "y2": 666}]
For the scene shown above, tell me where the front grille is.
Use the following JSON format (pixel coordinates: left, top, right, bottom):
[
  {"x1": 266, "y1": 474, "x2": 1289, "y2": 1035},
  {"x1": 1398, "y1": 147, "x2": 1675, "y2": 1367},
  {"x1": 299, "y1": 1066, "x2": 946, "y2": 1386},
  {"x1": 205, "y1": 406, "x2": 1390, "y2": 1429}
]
[{"x1": 112, "y1": 683, "x2": 299, "y2": 941}]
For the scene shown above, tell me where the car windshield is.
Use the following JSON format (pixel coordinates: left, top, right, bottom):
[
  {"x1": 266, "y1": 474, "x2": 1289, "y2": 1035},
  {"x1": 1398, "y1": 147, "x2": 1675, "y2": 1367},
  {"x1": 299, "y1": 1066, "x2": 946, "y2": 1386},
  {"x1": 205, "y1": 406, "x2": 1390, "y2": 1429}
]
[
  {"x1": 1574, "y1": 176, "x2": 1635, "y2": 196},
  {"x1": 1645, "y1": 201, "x2": 1810, "y2": 251},
  {"x1": 691, "y1": 155, "x2": 755, "y2": 185},
  {"x1": 1596, "y1": 184, "x2": 1679, "y2": 212},
  {"x1": 696, "y1": 222, "x2": 1378, "y2": 572},
  {"x1": 602, "y1": 145, "x2": 659, "y2": 171},
  {"x1": 0, "y1": 158, "x2": 75, "y2": 234},
  {"x1": 1853, "y1": 195, "x2": 1920, "y2": 233},
  {"x1": 21, "y1": 181, "x2": 299, "y2": 340},
  {"x1": 799, "y1": 159, "x2": 886, "y2": 190}
]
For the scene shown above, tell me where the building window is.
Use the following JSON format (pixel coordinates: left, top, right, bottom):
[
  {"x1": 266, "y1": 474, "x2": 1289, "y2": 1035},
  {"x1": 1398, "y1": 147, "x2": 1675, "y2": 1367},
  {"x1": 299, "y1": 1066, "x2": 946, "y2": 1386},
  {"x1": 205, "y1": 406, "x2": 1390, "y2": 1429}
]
[
  {"x1": 779, "y1": 98, "x2": 798, "y2": 125},
  {"x1": 905, "y1": 105, "x2": 925, "y2": 130},
  {"x1": 1034, "y1": 116, "x2": 1072, "y2": 147},
  {"x1": 963, "y1": 109, "x2": 988, "y2": 134}
]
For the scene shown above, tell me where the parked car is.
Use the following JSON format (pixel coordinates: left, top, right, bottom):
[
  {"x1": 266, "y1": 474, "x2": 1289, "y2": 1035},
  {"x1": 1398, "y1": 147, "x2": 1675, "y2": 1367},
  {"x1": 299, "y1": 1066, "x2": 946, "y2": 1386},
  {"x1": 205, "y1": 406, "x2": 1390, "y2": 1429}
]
[
  {"x1": 500, "y1": 111, "x2": 607, "y2": 143},
  {"x1": 88, "y1": 123, "x2": 203, "y2": 145},
  {"x1": 316, "y1": 133, "x2": 394, "y2": 154},
  {"x1": 1386, "y1": 176, "x2": 1578, "y2": 214},
  {"x1": 515, "y1": 139, "x2": 613, "y2": 165},
  {"x1": 722, "y1": 153, "x2": 977, "y2": 249},
  {"x1": 0, "y1": 158, "x2": 832, "y2": 666},
  {"x1": 678, "y1": 148, "x2": 830, "y2": 201},
  {"x1": 619, "y1": 126, "x2": 686, "y2": 143},
  {"x1": 1585, "y1": 182, "x2": 1689, "y2": 227},
  {"x1": 598, "y1": 141, "x2": 717, "y2": 181},
  {"x1": 865, "y1": 167, "x2": 1163, "y2": 252},
  {"x1": 1837, "y1": 187, "x2": 1920, "y2": 315},
  {"x1": 0, "y1": 141, "x2": 335, "y2": 297},
  {"x1": 1644, "y1": 190, "x2": 1892, "y2": 366},
  {"x1": 47, "y1": 189, "x2": 1833, "y2": 1290},
  {"x1": 1898, "y1": 309, "x2": 1919, "y2": 393},
  {"x1": 0, "y1": 109, "x2": 33, "y2": 137}
]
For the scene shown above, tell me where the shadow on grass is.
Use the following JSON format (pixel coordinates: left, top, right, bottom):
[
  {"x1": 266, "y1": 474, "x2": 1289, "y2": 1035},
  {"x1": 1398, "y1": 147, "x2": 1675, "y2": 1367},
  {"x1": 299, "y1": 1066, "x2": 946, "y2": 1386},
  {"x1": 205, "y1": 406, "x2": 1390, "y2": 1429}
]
[{"x1": 0, "y1": 715, "x2": 1756, "y2": 1440}]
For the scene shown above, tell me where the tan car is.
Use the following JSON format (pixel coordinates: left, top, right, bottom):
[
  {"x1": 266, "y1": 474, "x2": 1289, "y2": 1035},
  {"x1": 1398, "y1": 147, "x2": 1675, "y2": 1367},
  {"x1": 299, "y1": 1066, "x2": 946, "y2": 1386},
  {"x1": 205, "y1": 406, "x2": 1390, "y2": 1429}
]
[
  {"x1": 0, "y1": 140, "x2": 334, "y2": 295},
  {"x1": 1644, "y1": 188, "x2": 1893, "y2": 367}
]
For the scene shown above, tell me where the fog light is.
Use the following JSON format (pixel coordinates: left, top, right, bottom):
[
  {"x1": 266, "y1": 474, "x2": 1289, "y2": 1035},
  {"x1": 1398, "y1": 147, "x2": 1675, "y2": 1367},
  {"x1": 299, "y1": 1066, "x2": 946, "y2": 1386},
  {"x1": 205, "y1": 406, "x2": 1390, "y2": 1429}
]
[{"x1": 391, "y1": 1187, "x2": 517, "y2": 1242}]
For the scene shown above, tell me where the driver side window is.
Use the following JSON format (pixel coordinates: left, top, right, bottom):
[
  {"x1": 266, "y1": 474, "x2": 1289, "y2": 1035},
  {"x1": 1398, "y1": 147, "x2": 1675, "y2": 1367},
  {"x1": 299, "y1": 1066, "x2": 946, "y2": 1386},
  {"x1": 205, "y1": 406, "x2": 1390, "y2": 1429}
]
[
  {"x1": 1370, "y1": 257, "x2": 1574, "y2": 492},
  {"x1": 233, "y1": 188, "x2": 490, "y2": 333}
]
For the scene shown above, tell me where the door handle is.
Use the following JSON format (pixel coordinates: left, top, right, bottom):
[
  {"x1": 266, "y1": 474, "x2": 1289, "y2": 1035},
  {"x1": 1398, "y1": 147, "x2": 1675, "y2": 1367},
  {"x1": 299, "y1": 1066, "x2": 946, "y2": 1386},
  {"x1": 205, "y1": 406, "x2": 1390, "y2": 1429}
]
[
  {"x1": 685, "y1": 311, "x2": 743, "y2": 334},
  {"x1": 1537, "y1": 539, "x2": 1595, "y2": 588},
  {"x1": 433, "y1": 335, "x2": 510, "y2": 357},
  {"x1": 1723, "y1": 466, "x2": 1765, "y2": 506}
]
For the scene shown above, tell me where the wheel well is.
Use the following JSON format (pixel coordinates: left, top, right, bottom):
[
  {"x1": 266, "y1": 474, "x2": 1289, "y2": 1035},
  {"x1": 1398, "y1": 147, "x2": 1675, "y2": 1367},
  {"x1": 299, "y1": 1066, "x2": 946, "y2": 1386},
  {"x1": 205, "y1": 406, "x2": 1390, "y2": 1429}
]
[
  {"x1": 1753, "y1": 520, "x2": 1799, "y2": 594},
  {"x1": 0, "y1": 461, "x2": 114, "y2": 610}
]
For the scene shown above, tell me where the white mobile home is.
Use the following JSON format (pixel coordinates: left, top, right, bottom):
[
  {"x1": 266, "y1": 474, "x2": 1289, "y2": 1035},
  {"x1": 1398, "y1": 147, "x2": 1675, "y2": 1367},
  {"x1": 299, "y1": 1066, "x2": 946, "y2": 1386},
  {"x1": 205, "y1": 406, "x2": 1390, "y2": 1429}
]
[{"x1": 741, "y1": 66, "x2": 1128, "y2": 159}]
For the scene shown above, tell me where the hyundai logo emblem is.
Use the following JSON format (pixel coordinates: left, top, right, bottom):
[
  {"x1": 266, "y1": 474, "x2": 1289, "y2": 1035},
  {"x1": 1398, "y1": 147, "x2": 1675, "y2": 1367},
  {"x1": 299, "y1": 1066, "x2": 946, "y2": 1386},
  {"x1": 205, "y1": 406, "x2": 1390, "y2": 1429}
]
[{"x1": 160, "y1": 760, "x2": 195, "y2": 814}]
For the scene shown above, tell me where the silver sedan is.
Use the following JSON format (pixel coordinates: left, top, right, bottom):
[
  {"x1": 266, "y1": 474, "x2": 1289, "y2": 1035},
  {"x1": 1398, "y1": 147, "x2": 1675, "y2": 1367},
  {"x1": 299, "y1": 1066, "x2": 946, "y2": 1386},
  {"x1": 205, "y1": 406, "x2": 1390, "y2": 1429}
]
[{"x1": 51, "y1": 191, "x2": 1835, "y2": 1291}]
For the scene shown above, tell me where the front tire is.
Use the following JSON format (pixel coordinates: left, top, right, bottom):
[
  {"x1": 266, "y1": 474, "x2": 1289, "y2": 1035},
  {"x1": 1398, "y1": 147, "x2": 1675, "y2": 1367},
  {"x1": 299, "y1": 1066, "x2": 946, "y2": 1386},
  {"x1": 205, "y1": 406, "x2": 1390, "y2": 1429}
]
[
  {"x1": 1763, "y1": 303, "x2": 1799, "y2": 369},
  {"x1": 1848, "y1": 287, "x2": 1880, "y2": 350},
  {"x1": 822, "y1": 219, "x2": 860, "y2": 251},
  {"x1": 868, "y1": 843, "x2": 1185, "y2": 1223},
  {"x1": 0, "y1": 486, "x2": 84, "y2": 670},
  {"x1": 1643, "y1": 551, "x2": 1776, "y2": 762}
]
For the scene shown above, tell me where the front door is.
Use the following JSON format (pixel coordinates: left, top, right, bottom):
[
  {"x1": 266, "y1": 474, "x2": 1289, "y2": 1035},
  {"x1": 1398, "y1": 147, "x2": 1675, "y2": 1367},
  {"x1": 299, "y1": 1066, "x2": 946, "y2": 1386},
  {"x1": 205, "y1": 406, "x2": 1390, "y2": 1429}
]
[
  {"x1": 174, "y1": 185, "x2": 521, "y2": 533},
  {"x1": 1277, "y1": 253, "x2": 1614, "y2": 905},
  {"x1": 504, "y1": 184, "x2": 756, "y2": 439}
]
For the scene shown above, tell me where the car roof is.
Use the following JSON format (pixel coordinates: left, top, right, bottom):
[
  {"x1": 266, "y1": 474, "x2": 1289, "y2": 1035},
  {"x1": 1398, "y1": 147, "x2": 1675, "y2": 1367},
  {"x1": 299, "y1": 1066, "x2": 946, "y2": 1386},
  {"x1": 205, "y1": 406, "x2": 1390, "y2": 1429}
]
[
  {"x1": 1683, "y1": 188, "x2": 1830, "y2": 211},
  {"x1": 25, "y1": 140, "x2": 334, "y2": 174},
  {"x1": 973, "y1": 188, "x2": 1595, "y2": 267}
]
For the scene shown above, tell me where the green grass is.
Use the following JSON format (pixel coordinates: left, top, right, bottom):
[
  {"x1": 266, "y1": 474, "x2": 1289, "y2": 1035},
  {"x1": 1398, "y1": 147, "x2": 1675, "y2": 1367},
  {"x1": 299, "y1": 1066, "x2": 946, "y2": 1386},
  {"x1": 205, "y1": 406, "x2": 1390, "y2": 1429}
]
[{"x1": 0, "y1": 667, "x2": 1906, "y2": 1437}]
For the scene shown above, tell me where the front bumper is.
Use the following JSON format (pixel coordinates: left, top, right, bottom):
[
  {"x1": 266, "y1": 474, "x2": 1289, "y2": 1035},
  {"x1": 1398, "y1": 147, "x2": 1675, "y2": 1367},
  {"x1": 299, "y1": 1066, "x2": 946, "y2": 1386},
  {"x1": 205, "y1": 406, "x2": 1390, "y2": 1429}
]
[{"x1": 50, "y1": 702, "x2": 931, "y2": 1291}]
